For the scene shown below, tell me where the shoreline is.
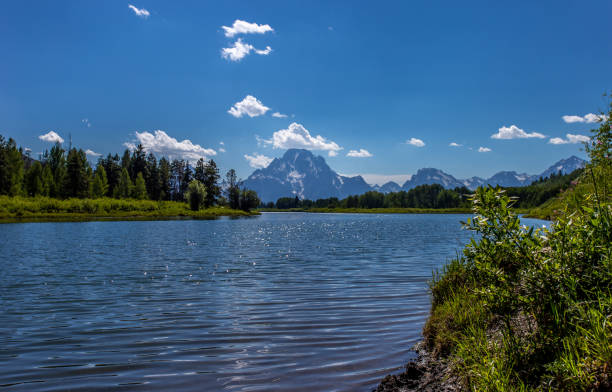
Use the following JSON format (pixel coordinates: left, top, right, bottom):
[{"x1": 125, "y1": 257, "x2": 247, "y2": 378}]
[
  {"x1": 0, "y1": 212, "x2": 259, "y2": 224},
  {"x1": 373, "y1": 342, "x2": 458, "y2": 392}
]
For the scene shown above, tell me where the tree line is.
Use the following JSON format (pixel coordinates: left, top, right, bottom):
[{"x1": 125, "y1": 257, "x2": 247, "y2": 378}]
[
  {"x1": 0, "y1": 134, "x2": 259, "y2": 211},
  {"x1": 266, "y1": 171, "x2": 583, "y2": 210}
]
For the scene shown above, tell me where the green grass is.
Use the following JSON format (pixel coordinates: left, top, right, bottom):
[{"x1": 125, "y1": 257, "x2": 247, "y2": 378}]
[
  {"x1": 0, "y1": 196, "x2": 257, "y2": 223},
  {"x1": 423, "y1": 186, "x2": 611, "y2": 391}
]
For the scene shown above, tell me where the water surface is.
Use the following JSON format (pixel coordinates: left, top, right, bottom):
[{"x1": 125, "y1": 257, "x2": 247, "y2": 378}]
[{"x1": 0, "y1": 213, "x2": 545, "y2": 391}]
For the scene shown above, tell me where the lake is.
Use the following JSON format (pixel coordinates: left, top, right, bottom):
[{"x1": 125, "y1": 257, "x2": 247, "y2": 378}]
[{"x1": 0, "y1": 213, "x2": 546, "y2": 391}]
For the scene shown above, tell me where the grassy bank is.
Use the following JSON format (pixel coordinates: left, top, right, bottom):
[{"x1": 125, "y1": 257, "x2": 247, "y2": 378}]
[
  {"x1": 422, "y1": 185, "x2": 611, "y2": 390},
  {"x1": 0, "y1": 196, "x2": 257, "y2": 223}
]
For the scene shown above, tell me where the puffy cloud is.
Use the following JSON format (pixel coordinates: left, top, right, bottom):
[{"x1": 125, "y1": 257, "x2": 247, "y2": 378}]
[
  {"x1": 219, "y1": 148, "x2": 226, "y2": 153},
  {"x1": 548, "y1": 133, "x2": 590, "y2": 145},
  {"x1": 221, "y1": 38, "x2": 272, "y2": 61},
  {"x1": 128, "y1": 4, "x2": 150, "y2": 18},
  {"x1": 449, "y1": 142, "x2": 462, "y2": 147},
  {"x1": 222, "y1": 20, "x2": 273, "y2": 38},
  {"x1": 228, "y1": 95, "x2": 270, "y2": 118},
  {"x1": 491, "y1": 125, "x2": 545, "y2": 139},
  {"x1": 85, "y1": 149, "x2": 101, "y2": 157},
  {"x1": 124, "y1": 130, "x2": 216, "y2": 162},
  {"x1": 38, "y1": 131, "x2": 64, "y2": 144},
  {"x1": 268, "y1": 122, "x2": 342, "y2": 156},
  {"x1": 244, "y1": 153, "x2": 273, "y2": 169},
  {"x1": 478, "y1": 147, "x2": 492, "y2": 152},
  {"x1": 346, "y1": 149, "x2": 373, "y2": 158},
  {"x1": 406, "y1": 137, "x2": 425, "y2": 147},
  {"x1": 562, "y1": 113, "x2": 607, "y2": 124},
  {"x1": 272, "y1": 112, "x2": 288, "y2": 118}
]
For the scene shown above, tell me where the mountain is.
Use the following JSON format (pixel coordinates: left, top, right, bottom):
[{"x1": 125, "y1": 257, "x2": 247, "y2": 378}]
[
  {"x1": 484, "y1": 171, "x2": 537, "y2": 188},
  {"x1": 243, "y1": 151, "x2": 587, "y2": 202},
  {"x1": 376, "y1": 181, "x2": 402, "y2": 194},
  {"x1": 242, "y1": 149, "x2": 371, "y2": 202},
  {"x1": 538, "y1": 155, "x2": 586, "y2": 179},
  {"x1": 401, "y1": 168, "x2": 465, "y2": 190}
]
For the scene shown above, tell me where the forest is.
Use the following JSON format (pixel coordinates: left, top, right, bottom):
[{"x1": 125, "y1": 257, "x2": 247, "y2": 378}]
[
  {"x1": 265, "y1": 170, "x2": 583, "y2": 212},
  {"x1": 0, "y1": 135, "x2": 260, "y2": 215}
]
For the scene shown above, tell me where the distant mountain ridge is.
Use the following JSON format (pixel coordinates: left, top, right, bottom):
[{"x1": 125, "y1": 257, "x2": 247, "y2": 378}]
[{"x1": 243, "y1": 149, "x2": 586, "y2": 202}]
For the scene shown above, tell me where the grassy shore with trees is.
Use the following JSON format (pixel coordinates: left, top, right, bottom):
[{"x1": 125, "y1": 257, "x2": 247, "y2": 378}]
[
  {"x1": 0, "y1": 137, "x2": 260, "y2": 223},
  {"x1": 260, "y1": 170, "x2": 583, "y2": 217},
  {"x1": 378, "y1": 104, "x2": 611, "y2": 391}
]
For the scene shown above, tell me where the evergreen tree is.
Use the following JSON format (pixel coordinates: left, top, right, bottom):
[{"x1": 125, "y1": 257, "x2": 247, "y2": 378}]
[
  {"x1": 41, "y1": 164, "x2": 53, "y2": 197},
  {"x1": 64, "y1": 148, "x2": 90, "y2": 198},
  {"x1": 146, "y1": 153, "x2": 160, "y2": 200},
  {"x1": 132, "y1": 172, "x2": 148, "y2": 199},
  {"x1": 202, "y1": 159, "x2": 220, "y2": 207},
  {"x1": 194, "y1": 158, "x2": 206, "y2": 183},
  {"x1": 91, "y1": 165, "x2": 109, "y2": 198},
  {"x1": 25, "y1": 161, "x2": 44, "y2": 196},
  {"x1": 179, "y1": 163, "x2": 192, "y2": 201},
  {"x1": 48, "y1": 143, "x2": 66, "y2": 198},
  {"x1": 121, "y1": 149, "x2": 131, "y2": 171},
  {"x1": 225, "y1": 169, "x2": 240, "y2": 209},
  {"x1": 158, "y1": 157, "x2": 171, "y2": 200},
  {"x1": 0, "y1": 136, "x2": 24, "y2": 196},
  {"x1": 114, "y1": 168, "x2": 133, "y2": 198},
  {"x1": 101, "y1": 153, "x2": 121, "y2": 197},
  {"x1": 130, "y1": 144, "x2": 147, "y2": 181}
]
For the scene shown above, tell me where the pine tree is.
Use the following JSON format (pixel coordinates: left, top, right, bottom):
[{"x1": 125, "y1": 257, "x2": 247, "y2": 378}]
[
  {"x1": 48, "y1": 143, "x2": 66, "y2": 198},
  {"x1": 91, "y1": 165, "x2": 109, "y2": 198},
  {"x1": 25, "y1": 161, "x2": 44, "y2": 196},
  {"x1": 225, "y1": 169, "x2": 240, "y2": 209},
  {"x1": 64, "y1": 148, "x2": 90, "y2": 198},
  {"x1": 41, "y1": 165, "x2": 53, "y2": 197},
  {"x1": 202, "y1": 159, "x2": 220, "y2": 207},
  {"x1": 132, "y1": 172, "x2": 148, "y2": 199},
  {"x1": 158, "y1": 158, "x2": 171, "y2": 200},
  {"x1": 0, "y1": 136, "x2": 24, "y2": 196},
  {"x1": 114, "y1": 168, "x2": 133, "y2": 198}
]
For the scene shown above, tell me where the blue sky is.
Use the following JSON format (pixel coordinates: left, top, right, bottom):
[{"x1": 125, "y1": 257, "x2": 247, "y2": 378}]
[{"x1": 1, "y1": 0, "x2": 610, "y2": 185}]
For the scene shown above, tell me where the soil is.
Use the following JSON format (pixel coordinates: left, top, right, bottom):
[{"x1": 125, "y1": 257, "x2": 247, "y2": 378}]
[{"x1": 372, "y1": 343, "x2": 461, "y2": 392}]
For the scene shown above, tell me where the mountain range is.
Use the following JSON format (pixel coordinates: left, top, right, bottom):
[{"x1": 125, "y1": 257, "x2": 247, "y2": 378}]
[{"x1": 242, "y1": 149, "x2": 586, "y2": 202}]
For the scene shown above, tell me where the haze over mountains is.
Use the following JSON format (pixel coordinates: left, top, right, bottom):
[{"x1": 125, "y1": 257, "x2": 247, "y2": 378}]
[{"x1": 242, "y1": 149, "x2": 586, "y2": 202}]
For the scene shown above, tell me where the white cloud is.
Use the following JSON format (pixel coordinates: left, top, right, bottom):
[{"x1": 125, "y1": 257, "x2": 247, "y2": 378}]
[
  {"x1": 346, "y1": 149, "x2": 373, "y2": 158},
  {"x1": 128, "y1": 4, "x2": 150, "y2": 18},
  {"x1": 562, "y1": 113, "x2": 607, "y2": 124},
  {"x1": 81, "y1": 118, "x2": 91, "y2": 128},
  {"x1": 124, "y1": 130, "x2": 216, "y2": 162},
  {"x1": 478, "y1": 147, "x2": 492, "y2": 152},
  {"x1": 219, "y1": 141, "x2": 225, "y2": 145},
  {"x1": 85, "y1": 149, "x2": 101, "y2": 157},
  {"x1": 38, "y1": 131, "x2": 64, "y2": 144},
  {"x1": 222, "y1": 20, "x2": 273, "y2": 38},
  {"x1": 219, "y1": 148, "x2": 226, "y2": 153},
  {"x1": 228, "y1": 95, "x2": 270, "y2": 118},
  {"x1": 221, "y1": 38, "x2": 272, "y2": 61},
  {"x1": 548, "y1": 133, "x2": 590, "y2": 145},
  {"x1": 449, "y1": 142, "x2": 462, "y2": 147},
  {"x1": 244, "y1": 153, "x2": 273, "y2": 169},
  {"x1": 491, "y1": 125, "x2": 545, "y2": 140},
  {"x1": 272, "y1": 112, "x2": 288, "y2": 118},
  {"x1": 268, "y1": 122, "x2": 342, "y2": 156},
  {"x1": 406, "y1": 137, "x2": 425, "y2": 147}
]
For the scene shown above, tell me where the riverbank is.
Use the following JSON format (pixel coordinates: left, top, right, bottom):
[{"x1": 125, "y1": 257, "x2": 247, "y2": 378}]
[
  {"x1": 0, "y1": 196, "x2": 257, "y2": 223},
  {"x1": 373, "y1": 184, "x2": 611, "y2": 391}
]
